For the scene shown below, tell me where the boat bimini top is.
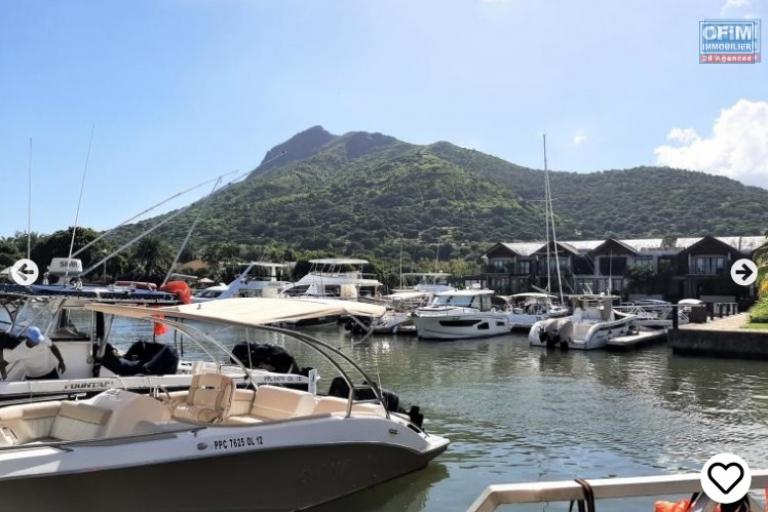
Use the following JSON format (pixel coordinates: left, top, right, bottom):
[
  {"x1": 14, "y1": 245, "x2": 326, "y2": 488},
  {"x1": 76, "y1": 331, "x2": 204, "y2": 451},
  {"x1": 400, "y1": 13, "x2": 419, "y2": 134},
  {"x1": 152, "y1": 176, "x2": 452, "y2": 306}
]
[{"x1": 86, "y1": 297, "x2": 385, "y2": 327}]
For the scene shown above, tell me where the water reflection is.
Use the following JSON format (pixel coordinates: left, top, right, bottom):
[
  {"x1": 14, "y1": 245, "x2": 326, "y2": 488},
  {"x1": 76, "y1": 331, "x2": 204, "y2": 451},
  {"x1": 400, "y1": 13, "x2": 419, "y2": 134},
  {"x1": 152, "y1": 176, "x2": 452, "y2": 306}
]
[{"x1": 111, "y1": 321, "x2": 768, "y2": 511}]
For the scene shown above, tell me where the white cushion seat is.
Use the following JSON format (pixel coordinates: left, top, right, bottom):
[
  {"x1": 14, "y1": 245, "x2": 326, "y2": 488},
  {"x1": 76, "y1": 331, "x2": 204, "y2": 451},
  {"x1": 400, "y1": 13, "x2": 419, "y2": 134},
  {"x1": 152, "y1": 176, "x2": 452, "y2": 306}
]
[
  {"x1": 50, "y1": 402, "x2": 113, "y2": 441},
  {"x1": 250, "y1": 385, "x2": 316, "y2": 421},
  {"x1": 313, "y1": 396, "x2": 385, "y2": 416},
  {"x1": 173, "y1": 373, "x2": 234, "y2": 423}
]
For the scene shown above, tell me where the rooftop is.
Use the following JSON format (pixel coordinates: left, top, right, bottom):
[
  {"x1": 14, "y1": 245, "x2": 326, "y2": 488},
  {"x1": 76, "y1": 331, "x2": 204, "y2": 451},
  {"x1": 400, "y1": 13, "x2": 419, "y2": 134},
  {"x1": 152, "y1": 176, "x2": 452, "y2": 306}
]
[{"x1": 494, "y1": 235, "x2": 767, "y2": 257}]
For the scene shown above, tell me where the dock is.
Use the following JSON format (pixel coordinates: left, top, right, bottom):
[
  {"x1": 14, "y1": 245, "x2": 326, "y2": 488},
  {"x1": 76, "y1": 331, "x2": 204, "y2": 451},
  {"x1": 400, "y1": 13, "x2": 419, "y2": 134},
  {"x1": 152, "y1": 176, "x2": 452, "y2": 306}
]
[
  {"x1": 669, "y1": 313, "x2": 768, "y2": 360},
  {"x1": 606, "y1": 330, "x2": 667, "y2": 351}
]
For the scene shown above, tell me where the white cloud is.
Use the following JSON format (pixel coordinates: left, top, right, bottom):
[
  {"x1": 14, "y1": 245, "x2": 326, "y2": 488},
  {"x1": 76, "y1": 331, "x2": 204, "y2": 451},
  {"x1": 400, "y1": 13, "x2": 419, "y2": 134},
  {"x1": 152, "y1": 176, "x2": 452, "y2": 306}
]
[
  {"x1": 721, "y1": 0, "x2": 750, "y2": 14},
  {"x1": 571, "y1": 131, "x2": 588, "y2": 147},
  {"x1": 654, "y1": 99, "x2": 768, "y2": 186}
]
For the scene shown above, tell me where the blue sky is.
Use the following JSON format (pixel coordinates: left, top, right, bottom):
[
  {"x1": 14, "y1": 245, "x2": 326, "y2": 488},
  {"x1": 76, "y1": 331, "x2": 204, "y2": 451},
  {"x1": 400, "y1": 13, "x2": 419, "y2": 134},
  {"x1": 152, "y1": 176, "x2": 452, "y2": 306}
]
[{"x1": 1, "y1": 0, "x2": 766, "y2": 236}]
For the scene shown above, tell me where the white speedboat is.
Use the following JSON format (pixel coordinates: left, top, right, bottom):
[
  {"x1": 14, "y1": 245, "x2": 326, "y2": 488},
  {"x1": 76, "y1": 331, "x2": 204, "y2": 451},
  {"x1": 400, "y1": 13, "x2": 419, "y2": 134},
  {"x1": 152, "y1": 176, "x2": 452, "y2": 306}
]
[
  {"x1": 413, "y1": 289, "x2": 510, "y2": 340},
  {"x1": 529, "y1": 295, "x2": 636, "y2": 350},
  {"x1": 502, "y1": 292, "x2": 569, "y2": 329},
  {"x1": 0, "y1": 298, "x2": 448, "y2": 512},
  {"x1": 0, "y1": 285, "x2": 389, "y2": 401},
  {"x1": 193, "y1": 262, "x2": 292, "y2": 303},
  {"x1": 614, "y1": 299, "x2": 689, "y2": 331},
  {"x1": 280, "y1": 258, "x2": 383, "y2": 301}
]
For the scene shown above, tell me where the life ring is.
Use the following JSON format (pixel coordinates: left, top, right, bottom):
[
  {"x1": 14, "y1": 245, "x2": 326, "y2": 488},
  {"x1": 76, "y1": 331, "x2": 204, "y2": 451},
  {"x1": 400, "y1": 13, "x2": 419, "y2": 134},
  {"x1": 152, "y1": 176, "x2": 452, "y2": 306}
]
[{"x1": 159, "y1": 281, "x2": 193, "y2": 304}]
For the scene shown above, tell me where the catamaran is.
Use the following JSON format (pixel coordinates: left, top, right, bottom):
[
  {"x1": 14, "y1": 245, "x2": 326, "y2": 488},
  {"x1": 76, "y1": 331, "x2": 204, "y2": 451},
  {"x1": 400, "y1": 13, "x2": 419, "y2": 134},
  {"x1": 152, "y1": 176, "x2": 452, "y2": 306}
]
[{"x1": 0, "y1": 297, "x2": 448, "y2": 512}]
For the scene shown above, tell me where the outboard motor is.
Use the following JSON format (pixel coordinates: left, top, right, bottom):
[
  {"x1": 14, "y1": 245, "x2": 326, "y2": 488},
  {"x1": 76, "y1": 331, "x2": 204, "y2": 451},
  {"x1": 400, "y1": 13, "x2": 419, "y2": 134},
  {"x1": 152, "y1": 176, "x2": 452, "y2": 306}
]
[
  {"x1": 230, "y1": 342, "x2": 300, "y2": 373},
  {"x1": 101, "y1": 340, "x2": 179, "y2": 376},
  {"x1": 328, "y1": 376, "x2": 404, "y2": 415},
  {"x1": 539, "y1": 319, "x2": 561, "y2": 349},
  {"x1": 556, "y1": 319, "x2": 574, "y2": 351},
  {"x1": 230, "y1": 342, "x2": 313, "y2": 391}
]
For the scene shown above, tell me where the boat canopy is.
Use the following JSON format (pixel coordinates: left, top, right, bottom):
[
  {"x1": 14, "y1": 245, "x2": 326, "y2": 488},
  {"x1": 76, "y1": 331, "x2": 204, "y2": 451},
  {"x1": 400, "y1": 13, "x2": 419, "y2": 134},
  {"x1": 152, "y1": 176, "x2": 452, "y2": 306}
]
[
  {"x1": 238, "y1": 261, "x2": 291, "y2": 268},
  {"x1": 309, "y1": 258, "x2": 369, "y2": 266},
  {"x1": 435, "y1": 289, "x2": 494, "y2": 297},
  {"x1": 400, "y1": 272, "x2": 451, "y2": 277},
  {"x1": 85, "y1": 297, "x2": 385, "y2": 327},
  {"x1": 386, "y1": 291, "x2": 430, "y2": 300}
]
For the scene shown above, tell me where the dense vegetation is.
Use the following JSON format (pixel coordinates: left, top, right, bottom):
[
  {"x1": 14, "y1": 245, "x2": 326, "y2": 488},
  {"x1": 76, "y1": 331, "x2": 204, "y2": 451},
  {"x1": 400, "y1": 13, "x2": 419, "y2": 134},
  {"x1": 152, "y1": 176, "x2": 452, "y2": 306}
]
[
  {"x1": 3, "y1": 125, "x2": 767, "y2": 283},
  {"x1": 115, "y1": 126, "x2": 768, "y2": 266}
]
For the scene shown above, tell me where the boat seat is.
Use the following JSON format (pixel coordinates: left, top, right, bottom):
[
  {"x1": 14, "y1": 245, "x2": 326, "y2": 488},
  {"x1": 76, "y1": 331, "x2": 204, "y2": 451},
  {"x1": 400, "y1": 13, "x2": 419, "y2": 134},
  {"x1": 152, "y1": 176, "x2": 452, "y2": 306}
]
[
  {"x1": 173, "y1": 373, "x2": 234, "y2": 424},
  {"x1": 222, "y1": 415, "x2": 263, "y2": 426},
  {"x1": 51, "y1": 402, "x2": 113, "y2": 442},
  {"x1": 313, "y1": 396, "x2": 386, "y2": 416},
  {"x1": 229, "y1": 389, "x2": 256, "y2": 416},
  {"x1": 250, "y1": 385, "x2": 316, "y2": 421}
]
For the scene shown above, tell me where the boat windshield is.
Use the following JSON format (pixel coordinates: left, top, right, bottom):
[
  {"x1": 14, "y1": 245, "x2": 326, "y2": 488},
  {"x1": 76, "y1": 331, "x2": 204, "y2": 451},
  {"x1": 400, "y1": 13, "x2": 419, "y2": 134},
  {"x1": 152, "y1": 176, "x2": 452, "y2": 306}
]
[
  {"x1": 9, "y1": 297, "x2": 60, "y2": 337},
  {"x1": 433, "y1": 295, "x2": 475, "y2": 307}
]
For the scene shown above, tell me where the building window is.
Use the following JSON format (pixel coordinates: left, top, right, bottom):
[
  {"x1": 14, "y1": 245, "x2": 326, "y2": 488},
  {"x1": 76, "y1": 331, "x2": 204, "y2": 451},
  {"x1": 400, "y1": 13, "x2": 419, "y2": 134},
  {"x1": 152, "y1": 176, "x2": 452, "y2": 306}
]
[
  {"x1": 599, "y1": 256, "x2": 627, "y2": 276},
  {"x1": 517, "y1": 260, "x2": 530, "y2": 274},
  {"x1": 692, "y1": 255, "x2": 725, "y2": 275}
]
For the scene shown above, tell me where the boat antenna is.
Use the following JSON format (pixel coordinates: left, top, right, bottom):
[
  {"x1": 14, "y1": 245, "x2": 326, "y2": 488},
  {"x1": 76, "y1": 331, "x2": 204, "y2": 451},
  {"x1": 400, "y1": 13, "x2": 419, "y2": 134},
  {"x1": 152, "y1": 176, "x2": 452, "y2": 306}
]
[
  {"x1": 161, "y1": 176, "x2": 223, "y2": 286},
  {"x1": 543, "y1": 134, "x2": 565, "y2": 305},
  {"x1": 65, "y1": 125, "x2": 95, "y2": 280},
  {"x1": 72, "y1": 170, "x2": 239, "y2": 258},
  {"x1": 80, "y1": 172, "x2": 242, "y2": 278},
  {"x1": 26, "y1": 137, "x2": 32, "y2": 260}
]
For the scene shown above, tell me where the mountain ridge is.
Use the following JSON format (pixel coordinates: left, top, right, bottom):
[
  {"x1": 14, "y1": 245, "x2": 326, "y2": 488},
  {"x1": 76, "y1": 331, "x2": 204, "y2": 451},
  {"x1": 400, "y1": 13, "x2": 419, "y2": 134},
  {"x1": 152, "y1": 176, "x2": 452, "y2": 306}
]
[{"x1": 118, "y1": 126, "x2": 768, "y2": 263}]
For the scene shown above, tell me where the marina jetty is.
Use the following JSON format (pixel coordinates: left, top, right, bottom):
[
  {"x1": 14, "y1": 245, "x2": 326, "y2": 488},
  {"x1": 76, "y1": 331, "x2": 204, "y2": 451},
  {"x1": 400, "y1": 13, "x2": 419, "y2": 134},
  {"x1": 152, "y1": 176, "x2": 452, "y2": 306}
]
[{"x1": 669, "y1": 313, "x2": 768, "y2": 360}]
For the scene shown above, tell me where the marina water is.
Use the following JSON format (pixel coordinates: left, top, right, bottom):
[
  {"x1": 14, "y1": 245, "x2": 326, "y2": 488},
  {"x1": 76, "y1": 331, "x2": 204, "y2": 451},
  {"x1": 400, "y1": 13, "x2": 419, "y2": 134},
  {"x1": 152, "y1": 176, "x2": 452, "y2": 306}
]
[{"x1": 112, "y1": 322, "x2": 768, "y2": 511}]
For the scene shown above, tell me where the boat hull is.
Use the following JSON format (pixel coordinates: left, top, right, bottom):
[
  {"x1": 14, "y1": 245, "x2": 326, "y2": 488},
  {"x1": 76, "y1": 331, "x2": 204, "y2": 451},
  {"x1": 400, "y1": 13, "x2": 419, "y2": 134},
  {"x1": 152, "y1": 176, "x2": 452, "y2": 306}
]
[
  {"x1": 414, "y1": 313, "x2": 510, "y2": 340},
  {"x1": 0, "y1": 441, "x2": 447, "y2": 512},
  {"x1": 529, "y1": 316, "x2": 635, "y2": 350}
]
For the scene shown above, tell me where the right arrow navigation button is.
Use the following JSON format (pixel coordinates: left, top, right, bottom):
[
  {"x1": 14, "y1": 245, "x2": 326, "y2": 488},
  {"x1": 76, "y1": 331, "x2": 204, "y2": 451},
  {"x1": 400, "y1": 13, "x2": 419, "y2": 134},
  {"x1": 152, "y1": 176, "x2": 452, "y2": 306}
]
[{"x1": 730, "y1": 258, "x2": 758, "y2": 286}]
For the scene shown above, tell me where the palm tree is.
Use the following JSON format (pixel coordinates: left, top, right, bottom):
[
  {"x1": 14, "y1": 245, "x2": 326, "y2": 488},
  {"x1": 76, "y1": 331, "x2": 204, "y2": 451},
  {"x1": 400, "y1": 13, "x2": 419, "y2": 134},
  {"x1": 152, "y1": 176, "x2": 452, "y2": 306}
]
[{"x1": 133, "y1": 237, "x2": 173, "y2": 282}]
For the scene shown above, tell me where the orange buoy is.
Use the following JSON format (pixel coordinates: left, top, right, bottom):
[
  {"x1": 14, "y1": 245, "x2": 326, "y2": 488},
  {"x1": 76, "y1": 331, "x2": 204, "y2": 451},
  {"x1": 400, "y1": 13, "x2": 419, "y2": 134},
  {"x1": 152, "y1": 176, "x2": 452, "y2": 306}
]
[{"x1": 159, "y1": 280, "x2": 193, "y2": 304}]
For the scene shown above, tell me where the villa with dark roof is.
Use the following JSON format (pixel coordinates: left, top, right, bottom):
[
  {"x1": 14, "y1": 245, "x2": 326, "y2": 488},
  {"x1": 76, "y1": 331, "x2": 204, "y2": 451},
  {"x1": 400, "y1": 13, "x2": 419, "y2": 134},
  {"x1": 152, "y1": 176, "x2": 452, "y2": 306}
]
[{"x1": 478, "y1": 235, "x2": 766, "y2": 305}]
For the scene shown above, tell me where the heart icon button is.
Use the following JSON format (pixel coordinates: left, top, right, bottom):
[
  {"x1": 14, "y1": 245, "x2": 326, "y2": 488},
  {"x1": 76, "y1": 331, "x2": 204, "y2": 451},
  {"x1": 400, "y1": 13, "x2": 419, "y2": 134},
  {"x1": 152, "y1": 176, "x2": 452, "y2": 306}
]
[
  {"x1": 707, "y1": 462, "x2": 744, "y2": 494},
  {"x1": 700, "y1": 453, "x2": 752, "y2": 504}
]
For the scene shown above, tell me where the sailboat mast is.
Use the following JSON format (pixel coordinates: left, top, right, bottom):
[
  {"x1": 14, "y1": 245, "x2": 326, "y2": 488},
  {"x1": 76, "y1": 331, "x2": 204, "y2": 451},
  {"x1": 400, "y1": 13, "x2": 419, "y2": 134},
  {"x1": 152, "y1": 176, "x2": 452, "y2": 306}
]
[
  {"x1": 65, "y1": 126, "x2": 95, "y2": 280},
  {"x1": 543, "y1": 134, "x2": 565, "y2": 304},
  {"x1": 543, "y1": 136, "x2": 551, "y2": 294},
  {"x1": 26, "y1": 138, "x2": 32, "y2": 260}
]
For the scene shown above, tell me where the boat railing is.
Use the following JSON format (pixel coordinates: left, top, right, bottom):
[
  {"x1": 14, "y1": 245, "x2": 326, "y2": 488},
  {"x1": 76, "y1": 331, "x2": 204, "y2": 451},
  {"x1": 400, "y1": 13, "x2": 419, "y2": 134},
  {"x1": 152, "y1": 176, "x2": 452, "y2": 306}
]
[{"x1": 468, "y1": 471, "x2": 768, "y2": 512}]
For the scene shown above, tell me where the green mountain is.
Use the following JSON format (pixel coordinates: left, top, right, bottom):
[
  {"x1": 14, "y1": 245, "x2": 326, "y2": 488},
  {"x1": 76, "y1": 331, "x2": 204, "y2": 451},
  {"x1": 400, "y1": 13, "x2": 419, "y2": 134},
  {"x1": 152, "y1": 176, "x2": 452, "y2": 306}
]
[{"x1": 120, "y1": 126, "x2": 768, "y2": 263}]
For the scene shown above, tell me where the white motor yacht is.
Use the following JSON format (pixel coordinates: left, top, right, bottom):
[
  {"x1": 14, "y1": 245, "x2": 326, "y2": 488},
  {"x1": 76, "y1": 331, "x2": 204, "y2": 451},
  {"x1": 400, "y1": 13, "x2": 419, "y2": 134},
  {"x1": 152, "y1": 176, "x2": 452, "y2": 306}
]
[
  {"x1": 280, "y1": 258, "x2": 383, "y2": 301},
  {"x1": 503, "y1": 292, "x2": 569, "y2": 329},
  {"x1": 0, "y1": 298, "x2": 448, "y2": 512},
  {"x1": 193, "y1": 262, "x2": 293, "y2": 303},
  {"x1": 413, "y1": 289, "x2": 510, "y2": 340},
  {"x1": 529, "y1": 295, "x2": 636, "y2": 350}
]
